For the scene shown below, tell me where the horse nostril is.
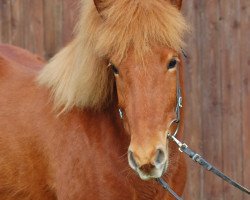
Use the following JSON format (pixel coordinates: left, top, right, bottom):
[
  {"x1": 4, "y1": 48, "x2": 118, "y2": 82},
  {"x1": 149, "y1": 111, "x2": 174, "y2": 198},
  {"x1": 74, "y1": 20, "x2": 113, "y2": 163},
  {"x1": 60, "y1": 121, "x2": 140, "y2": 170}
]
[
  {"x1": 128, "y1": 151, "x2": 138, "y2": 170},
  {"x1": 155, "y1": 148, "x2": 166, "y2": 166}
]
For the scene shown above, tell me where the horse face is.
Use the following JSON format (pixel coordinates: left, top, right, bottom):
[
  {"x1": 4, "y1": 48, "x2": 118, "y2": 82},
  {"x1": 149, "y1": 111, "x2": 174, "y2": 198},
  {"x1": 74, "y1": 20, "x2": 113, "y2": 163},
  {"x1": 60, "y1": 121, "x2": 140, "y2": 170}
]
[{"x1": 111, "y1": 47, "x2": 181, "y2": 180}]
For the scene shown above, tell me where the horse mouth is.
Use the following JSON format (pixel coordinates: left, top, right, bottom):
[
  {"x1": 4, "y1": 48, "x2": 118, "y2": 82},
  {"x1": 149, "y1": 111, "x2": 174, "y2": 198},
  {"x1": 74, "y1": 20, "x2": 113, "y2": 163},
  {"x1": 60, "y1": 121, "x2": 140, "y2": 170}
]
[{"x1": 136, "y1": 162, "x2": 167, "y2": 181}]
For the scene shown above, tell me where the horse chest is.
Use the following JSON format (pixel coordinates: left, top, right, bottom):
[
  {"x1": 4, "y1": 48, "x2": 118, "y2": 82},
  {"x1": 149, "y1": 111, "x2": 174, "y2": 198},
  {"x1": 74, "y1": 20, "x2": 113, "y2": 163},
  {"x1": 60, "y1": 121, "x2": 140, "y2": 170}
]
[
  {"x1": 55, "y1": 161, "x2": 167, "y2": 200},
  {"x1": 51, "y1": 131, "x2": 167, "y2": 200}
]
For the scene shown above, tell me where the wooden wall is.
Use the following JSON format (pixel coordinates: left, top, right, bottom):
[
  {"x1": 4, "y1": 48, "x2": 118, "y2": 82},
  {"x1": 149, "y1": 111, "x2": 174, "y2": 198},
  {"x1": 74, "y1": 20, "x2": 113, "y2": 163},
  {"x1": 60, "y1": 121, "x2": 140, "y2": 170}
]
[
  {"x1": 0, "y1": 0, "x2": 78, "y2": 58},
  {"x1": 0, "y1": 1, "x2": 249, "y2": 199},
  {"x1": 182, "y1": 1, "x2": 249, "y2": 200}
]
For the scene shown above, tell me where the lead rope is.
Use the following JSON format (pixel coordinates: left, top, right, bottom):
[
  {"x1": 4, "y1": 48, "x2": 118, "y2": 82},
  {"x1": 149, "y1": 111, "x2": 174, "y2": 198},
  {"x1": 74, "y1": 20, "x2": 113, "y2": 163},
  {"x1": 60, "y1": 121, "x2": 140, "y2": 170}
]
[
  {"x1": 156, "y1": 178, "x2": 183, "y2": 200},
  {"x1": 156, "y1": 54, "x2": 250, "y2": 199},
  {"x1": 167, "y1": 134, "x2": 250, "y2": 196}
]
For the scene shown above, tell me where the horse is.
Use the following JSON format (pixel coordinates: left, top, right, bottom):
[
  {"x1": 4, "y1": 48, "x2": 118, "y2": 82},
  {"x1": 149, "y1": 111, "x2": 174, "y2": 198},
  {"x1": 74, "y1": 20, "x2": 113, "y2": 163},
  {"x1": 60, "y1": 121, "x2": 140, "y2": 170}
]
[{"x1": 0, "y1": 0, "x2": 189, "y2": 199}]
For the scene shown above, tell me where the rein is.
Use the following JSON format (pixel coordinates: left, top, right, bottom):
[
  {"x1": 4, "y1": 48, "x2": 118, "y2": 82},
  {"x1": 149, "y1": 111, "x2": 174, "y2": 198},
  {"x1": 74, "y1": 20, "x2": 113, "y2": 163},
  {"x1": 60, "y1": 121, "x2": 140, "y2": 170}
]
[{"x1": 117, "y1": 51, "x2": 250, "y2": 199}]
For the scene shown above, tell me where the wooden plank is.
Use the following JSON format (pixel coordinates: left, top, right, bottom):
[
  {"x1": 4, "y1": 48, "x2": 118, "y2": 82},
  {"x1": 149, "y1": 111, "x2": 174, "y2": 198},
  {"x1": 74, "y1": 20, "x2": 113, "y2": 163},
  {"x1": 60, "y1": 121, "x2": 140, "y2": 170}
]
[
  {"x1": 200, "y1": 1, "x2": 224, "y2": 199},
  {"x1": 240, "y1": 0, "x2": 250, "y2": 200},
  {"x1": 62, "y1": 0, "x2": 79, "y2": 45},
  {"x1": 1, "y1": 0, "x2": 44, "y2": 56},
  {"x1": 10, "y1": 0, "x2": 25, "y2": 48},
  {"x1": 43, "y1": 0, "x2": 63, "y2": 59},
  {"x1": 219, "y1": 0, "x2": 243, "y2": 199},
  {"x1": 22, "y1": 0, "x2": 44, "y2": 57},
  {"x1": 182, "y1": 1, "x2": 203, "y2": 199},
  {"x1": 0, "y1": 0, "x2": 12, "y2": 43}
]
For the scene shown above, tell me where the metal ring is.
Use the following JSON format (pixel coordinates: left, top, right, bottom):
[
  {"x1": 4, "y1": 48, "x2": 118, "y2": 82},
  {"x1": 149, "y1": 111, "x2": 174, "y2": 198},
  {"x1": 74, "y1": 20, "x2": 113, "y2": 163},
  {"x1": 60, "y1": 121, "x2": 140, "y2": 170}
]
[{"x1": 167, "y1": 119, "x2": 180, "y2": 138}]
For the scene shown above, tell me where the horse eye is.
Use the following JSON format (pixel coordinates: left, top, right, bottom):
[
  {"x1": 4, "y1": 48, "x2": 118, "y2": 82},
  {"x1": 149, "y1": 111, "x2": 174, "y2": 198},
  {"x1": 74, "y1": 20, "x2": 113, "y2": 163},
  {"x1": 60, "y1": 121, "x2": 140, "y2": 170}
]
[
  {"x1": 110, "y1": 63, "x2": 119, "y2": 75},
  {"x1": 168, "y1": 59, "x2": 177, "y2": 69}
]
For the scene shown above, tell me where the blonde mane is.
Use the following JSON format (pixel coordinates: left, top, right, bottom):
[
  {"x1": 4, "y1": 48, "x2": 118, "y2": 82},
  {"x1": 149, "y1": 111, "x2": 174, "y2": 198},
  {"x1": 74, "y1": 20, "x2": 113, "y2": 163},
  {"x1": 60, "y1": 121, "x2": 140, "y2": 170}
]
[{"x1": 38, "y1": 0, "x2": 189, "y2": 111}]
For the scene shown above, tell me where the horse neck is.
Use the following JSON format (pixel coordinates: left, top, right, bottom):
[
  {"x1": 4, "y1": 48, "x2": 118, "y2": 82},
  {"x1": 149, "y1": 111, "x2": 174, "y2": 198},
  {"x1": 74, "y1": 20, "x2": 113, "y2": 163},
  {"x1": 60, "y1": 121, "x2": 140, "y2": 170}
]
[{"x1": 83, "y1": 104, "x2": 130, "y2": 146}]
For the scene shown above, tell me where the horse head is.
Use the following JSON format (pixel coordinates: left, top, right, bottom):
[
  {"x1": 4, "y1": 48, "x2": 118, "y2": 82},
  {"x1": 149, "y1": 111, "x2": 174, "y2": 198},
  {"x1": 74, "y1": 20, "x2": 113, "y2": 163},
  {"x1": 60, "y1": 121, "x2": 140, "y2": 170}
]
[
  {"x1": 93, "y1": 0, "x2": 186, "y2": 180},
  {"x1": 112, "y1": 47, "x2": 183, "y2": 180}
]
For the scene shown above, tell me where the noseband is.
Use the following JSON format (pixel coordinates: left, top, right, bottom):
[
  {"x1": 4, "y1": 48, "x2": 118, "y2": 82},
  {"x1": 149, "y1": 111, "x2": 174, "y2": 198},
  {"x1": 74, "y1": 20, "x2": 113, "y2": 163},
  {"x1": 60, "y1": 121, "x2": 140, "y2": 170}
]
[{"x1": 116, "y1": 51, "x2": 250, "y2": 199}]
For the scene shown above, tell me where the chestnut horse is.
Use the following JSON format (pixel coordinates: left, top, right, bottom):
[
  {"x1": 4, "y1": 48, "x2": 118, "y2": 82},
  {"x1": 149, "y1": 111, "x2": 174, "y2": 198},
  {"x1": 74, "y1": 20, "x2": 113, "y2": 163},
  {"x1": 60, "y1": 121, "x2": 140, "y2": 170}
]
[{"x1": 0, "y1": 0, "x2": 189, "y2": 199}]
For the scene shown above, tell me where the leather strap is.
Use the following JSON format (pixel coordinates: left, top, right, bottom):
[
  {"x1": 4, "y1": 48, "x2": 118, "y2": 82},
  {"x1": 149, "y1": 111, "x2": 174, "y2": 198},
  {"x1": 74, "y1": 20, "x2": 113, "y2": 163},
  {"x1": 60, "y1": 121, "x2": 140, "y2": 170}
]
[
  {"x1": 156, "y1": 178, "x2": 183, "y2": 200},
  {"x1": 179, "y1": 143, "x2": 250, "y2": 195},
  {"x1": 156, "y1": 138, "x2": 250, "y2": 200}
]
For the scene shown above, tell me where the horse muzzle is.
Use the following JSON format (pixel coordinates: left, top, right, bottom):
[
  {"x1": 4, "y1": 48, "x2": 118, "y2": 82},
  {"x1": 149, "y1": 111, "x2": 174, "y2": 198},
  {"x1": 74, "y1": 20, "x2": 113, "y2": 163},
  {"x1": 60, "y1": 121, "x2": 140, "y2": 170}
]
[{"x1": 128, "y1": 147, "x2": 168, "y2": 180}]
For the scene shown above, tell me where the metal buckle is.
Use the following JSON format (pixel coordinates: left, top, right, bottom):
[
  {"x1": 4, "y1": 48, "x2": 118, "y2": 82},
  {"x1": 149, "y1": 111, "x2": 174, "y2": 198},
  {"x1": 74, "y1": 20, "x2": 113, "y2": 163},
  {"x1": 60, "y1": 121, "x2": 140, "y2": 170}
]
[
  {"x1": 179, "y1": 143, "x2": 188, "y2": 153},
  {"x1": 178, "y1": 96, "x2": 183, "y2": 108},
  {"x1": 191, "y1": 153, "x2": 201, "y2": 161}
]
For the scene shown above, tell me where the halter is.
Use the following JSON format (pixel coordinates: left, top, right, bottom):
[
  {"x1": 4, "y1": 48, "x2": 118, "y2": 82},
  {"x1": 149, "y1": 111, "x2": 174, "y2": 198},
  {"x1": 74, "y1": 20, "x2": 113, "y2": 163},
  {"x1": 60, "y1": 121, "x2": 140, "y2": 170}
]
[{"x1": 116, "y1": 50, "x2": 250, "y2": 199}]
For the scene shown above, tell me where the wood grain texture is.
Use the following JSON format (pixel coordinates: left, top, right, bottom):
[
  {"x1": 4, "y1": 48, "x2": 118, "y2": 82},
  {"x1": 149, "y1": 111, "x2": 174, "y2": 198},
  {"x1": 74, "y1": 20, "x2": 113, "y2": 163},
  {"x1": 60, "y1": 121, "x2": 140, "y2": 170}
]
[
  {"x1": 0, "y1": 0, "x2": 249, "y2": 199},
  {"x1": 200, "y1": 1, "x2": 224, "y2": 199},
  {"x1": 62, "y1": 0, "x2": 79, "y2": 45},
  {"x1": 23, "y1": 0, "x2": 44, "y2": 56},
  {"x1": 0, "y1": 0, "x2": 11, "y2": 43},
  {"x1": 43, "y1": 0, "x2": 63, "y2": 58},
  {"x1": 13, "y1": 0, "x2": 44, "y2": 56},
  {"x1": 182, "y1": 1, "x2": 203, "y2": 199},
  {"x1": 10, "y1": 0, "x2": 25, "y2": 48},
  {"x1": 219, "y1": 0, "x2": 243, "y2": 199},
  {"x1": 241, "y1": 1, "x2": 250, "y2": 200}
]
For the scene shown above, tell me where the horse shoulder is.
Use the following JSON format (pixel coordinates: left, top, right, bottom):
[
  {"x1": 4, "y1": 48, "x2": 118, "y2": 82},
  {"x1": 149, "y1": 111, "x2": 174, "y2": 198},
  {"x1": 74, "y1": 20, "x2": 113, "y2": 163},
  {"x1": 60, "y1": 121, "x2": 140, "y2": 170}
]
[{"x1": 0, "y1": 45, "x2": 58, "y2": 199}]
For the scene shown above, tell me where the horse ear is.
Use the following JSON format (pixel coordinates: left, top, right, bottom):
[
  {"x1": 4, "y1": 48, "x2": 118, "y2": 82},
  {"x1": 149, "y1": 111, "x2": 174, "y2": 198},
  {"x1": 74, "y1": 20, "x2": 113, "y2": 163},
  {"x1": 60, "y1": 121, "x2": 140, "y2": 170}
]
[
  {"x1": 93, "y1": 0, "x2": 104, "y2": 14},
  {"x1": 169, "y1": 0, "x2": 183, "y2": 10}
]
